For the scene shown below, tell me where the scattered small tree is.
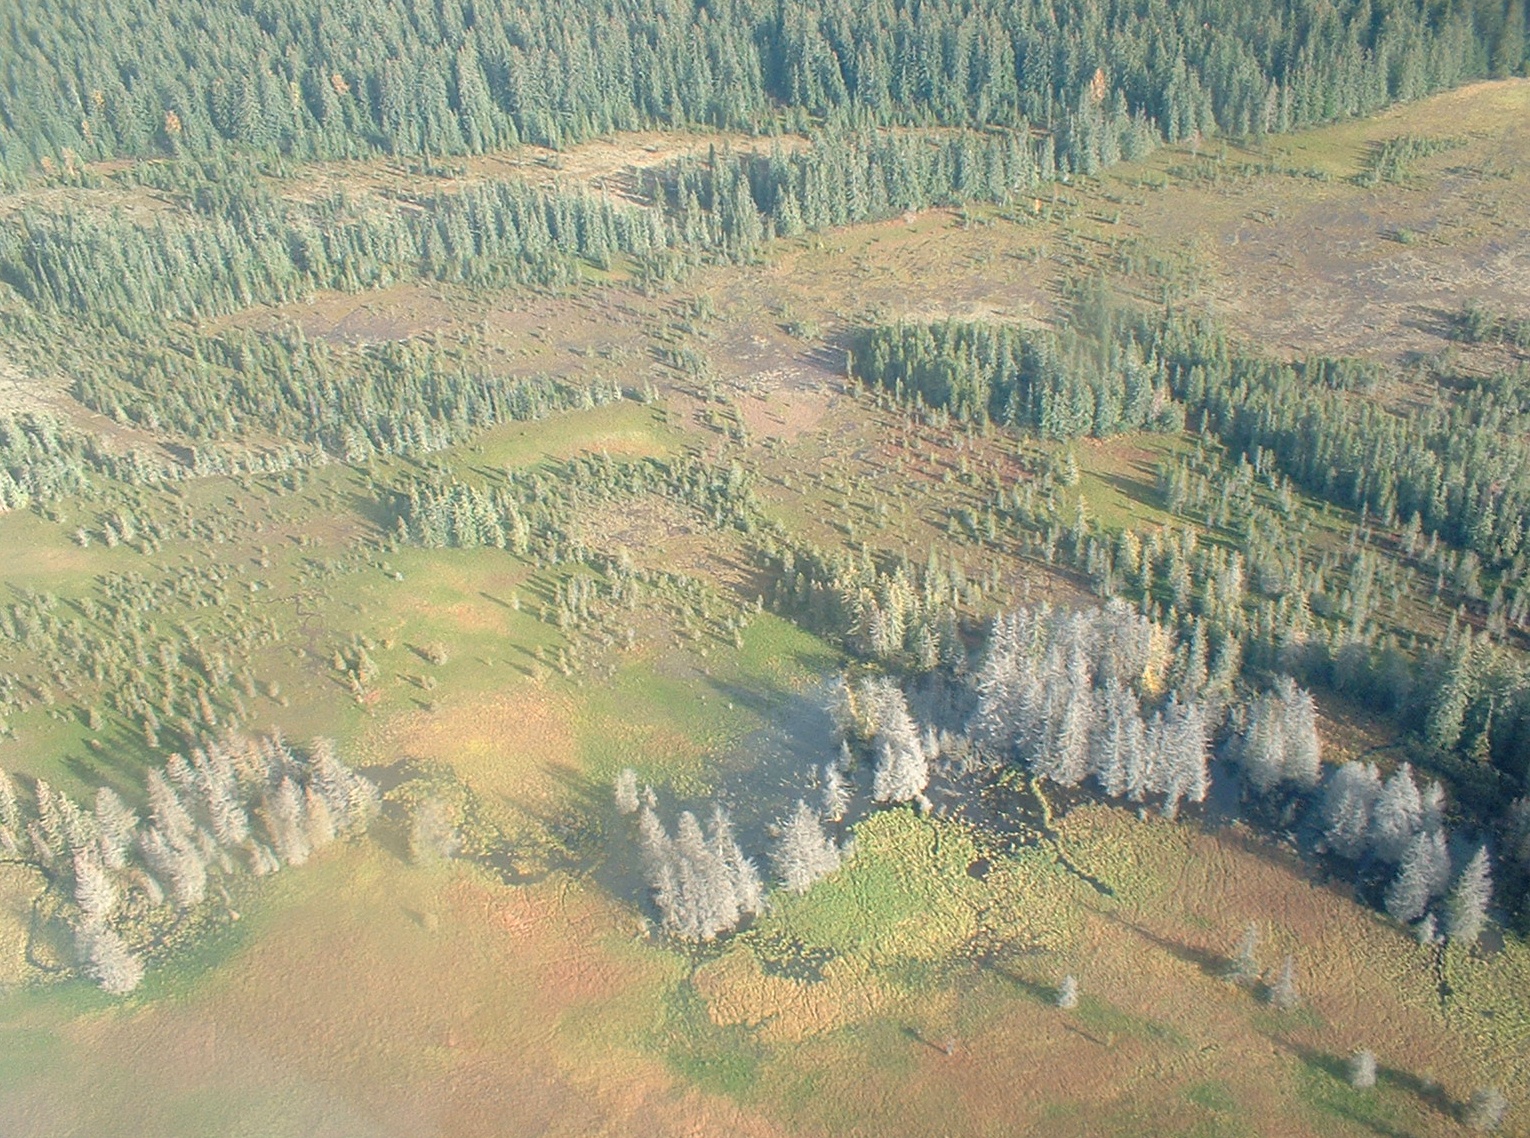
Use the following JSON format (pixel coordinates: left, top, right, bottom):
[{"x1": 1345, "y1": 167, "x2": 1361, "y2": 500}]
[
  {"x1": 1268, "y1": 954, "x2": 1299, "y2": 1010},
  {"x1": 1464, "y1": 1087, "x2": 1508, "y2": 1132},
  {"x1": 408, "y1": 798, "x2": 458, "y2": 864},
  {"x1": 614, "y1": 768, "x2": 640, "y2": 815},
  {"x1": 1056, "y1": 974, "x2": 1079, "y2": 1009},
  {"x1": 1225, "y1": 921, "x2": 1260, "y2": 985},
  {"x1": 1349, "y1": 1049, "x2": 1377, "y2": 1089},
  {"x1": 1416, "y1": 912, "x2": 1442, "y2": 946}
]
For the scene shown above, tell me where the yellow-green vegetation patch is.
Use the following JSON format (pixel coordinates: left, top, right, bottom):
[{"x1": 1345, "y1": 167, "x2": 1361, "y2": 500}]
[
  {"x1": 0, "y1": 863, "x2": 44, "y2": 986},
  {"x1": 1291, "y1": 1053, "x2": 1417, "y2": 1136},
  {"x1": 731, "y1": 611, "x2": 839, "y2": 686},
  {"x1": 689, "y1": 810, "x2": 1100, "y2": 1048},
  {"x1": 574, "y1": 654, "x2": 746, "y2": 792},
  {"x1": 1440, "y1": 936, "x2": 1530, "y2": 1088},
  {"x1": 472, "y1": 400, "x2": 676, "y2": 470},
  {"x1": 1053, "y1": 802, "x2": 1197, "y2": 906},
  {"x1": 1069, "y1": 432, "x2": 1187, "y2": 533},
  {"x1": 765, "y1": 810, "x2": 985, "y2": 963},
  {"x1": 575, "y1": 613, "x2": 837, "y2": 792},
  {"x1": 1266, "y1": 78, "x2": 1530, "y2": 180}
]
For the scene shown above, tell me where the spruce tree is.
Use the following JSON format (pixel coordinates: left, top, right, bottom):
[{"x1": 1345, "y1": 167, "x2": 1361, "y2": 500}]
[
  {"x1": 77, "y1": 922, "x2": 144, "y2": 995},
  {"x1": 1225, "y1": 922, "x2": 1260, "y2": 985},
  {"x1": 1278, "y1": 680, "x2": 1322, "y2": 788},
  {"x1": 1385, "y1": 828, "x2": 1451, "y2": 924},
  {"x1": 1321, "y1": 761, "x2": 1381, "y2": 859},
  {"x1": 1349, "y1": 1050, "x2": 1377, "y2": 1089},
  {"x1": 821, "y1": 762, "x2": 852, "y2": 822},
  {"x1": 1268, "y1": 955, "x2": 1299, "y2": 1010},
  {"x1": 1237, "y1": 689, "x2": 1287, "y2": 794},
  {"x1": 1370, "y1": 763, "x2": 1423, "y2": 864},
  {"x1": 1464, "y1": 1088, "x2": 1508, "y2": 1132},
  {"x1": 614, "y1": 768, "x2": 640, "y2": 815},
  {"x1": 708, "y1": 806, "x2": 764, "y2": 921},
  {"x1": 72, "y1": 850, "x2": 116, "y2": 924},
  {"x1": 864, "y1": 679, "x2": 929, "y2": 804},
  {"x1": 773, "y1": 800, "x2": 841, "y2": 894},
  {"x1": 1444, "y1": 846, "x2": 1492, "y2": 947},
  {"x1": 93, "y1": 787, "x2": 138, "y2": 871},
  {"x1": 1056, "y1": 974, "x2": 1079, "y2": 1009}
]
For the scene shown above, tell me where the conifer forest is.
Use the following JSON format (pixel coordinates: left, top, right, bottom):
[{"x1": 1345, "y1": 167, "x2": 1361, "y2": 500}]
[{"x1": 0, "y1": 0, "x2": 1529, "y2": 1134}]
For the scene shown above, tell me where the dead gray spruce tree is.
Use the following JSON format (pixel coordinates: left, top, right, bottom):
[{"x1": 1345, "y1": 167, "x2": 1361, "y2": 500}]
[
  {"x1": 1225, "y1": 921, "x2": 1260, "y2": 986},
  {"x1": 614, "y1": 768, "x2": 640, "y2": 816},
  {"x1": 1268, "y1": 954, "x2": 1299, "y2": 1010},
  {"x1": 1445, "y1": 846, "x2": 1492, "y2": 948},
  {"x1": 1385, "y1": 827, "x2": 1451, "y2": 924},
  {"x1": 1056, "y1": 974, "x2": 1079, "y2": 1009},
  {"x1": 821, "y1": 761, "x2": 852, "y2": 822},
  {"x1": 773, "y1": 800, "x2": 841, "y2": 894},
  {"x1": 1349, "y1": 1049, "x2": 1377, "y2": 1089}
]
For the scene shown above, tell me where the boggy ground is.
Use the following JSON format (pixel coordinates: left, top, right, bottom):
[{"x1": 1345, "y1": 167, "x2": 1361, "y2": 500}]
[{"x1": 2, "y1": 80, "x2": 1530, "y2": 1138}]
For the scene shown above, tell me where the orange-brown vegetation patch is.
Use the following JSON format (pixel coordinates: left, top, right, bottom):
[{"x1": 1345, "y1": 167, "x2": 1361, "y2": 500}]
[
  {"x1": 372, "y1": 686, "x2": 580, "y2": 810},
  {"x1": 571, "y1": 496, "x2": 758, "y2": 597},
  {"x1": 694, "y1": 950, "x2": 887, "y2": 1044},
  {"x1": 1114, "y1": 78, "x2": 1530, "y2": 361},
  {"x1": 12, "y1": 849, "x2": 794, "y2": 1138},
  {"x1": 278, "y1": 131, "x2": 802, "y2": 209}
]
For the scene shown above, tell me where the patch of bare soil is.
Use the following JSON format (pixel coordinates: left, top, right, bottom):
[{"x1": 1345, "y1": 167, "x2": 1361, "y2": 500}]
[
  {"x1": 277, "y1": 131, "x2": 804, "y2": 211},
  {"x1": 1114, "y1": 79, "x2": 1530, "y2": 361},
  {"x1": 0, "y1": 352, "x2": 62, "y2": 417},
  {"x1": 225, "y1": 283, "x2": 471, "y2": 344}
]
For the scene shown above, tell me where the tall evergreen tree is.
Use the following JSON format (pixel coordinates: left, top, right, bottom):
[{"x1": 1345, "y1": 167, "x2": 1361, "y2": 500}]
[
  {"x1": 773, "y1": 800, "x2": 841, "y2": 894},
  {"x1": 1445, "y1": 846, "x2": 1492, "y2": 947},
  {"x1": 1371, "y1": 763, "x2": 1424, "y2": 864},
  {"x1": 1385, "y1": 828, "x2": 1451, "y2": 923},
  {"x1": 1321, "y1": 761, "x2": 1382, "y2": 859}
]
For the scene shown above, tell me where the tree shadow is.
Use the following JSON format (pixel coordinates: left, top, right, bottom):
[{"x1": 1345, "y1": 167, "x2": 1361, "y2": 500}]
[
  {"x1": 903, "y1": 1024, "x2": 957, "y2": 1056},
  {"x1": 1266, "y1": 1032, "x2": 1452, "y2": 1136},
  {"x1": 1101, "y1": 911, "x2": 1226, "y2": 980}
]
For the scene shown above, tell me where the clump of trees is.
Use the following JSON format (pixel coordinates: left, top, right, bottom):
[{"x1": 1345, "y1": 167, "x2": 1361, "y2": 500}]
[
  {"x1": 621, "y1": 761, "x2": 858, "y2": 941},
  {"x1": 0, "y1": 733, "x2": 376, "y2": 993},
  {"x1": 636, "y1": 801, "x2": 766, "y2": 941},
  {"x1": 1230, "y1": 678, "x2": 1321, "y2": 795},
  {"x1": 852, "y1": 306, "x2": 1182, "y2": 441},
  {"x1": 968, "y1": 602, "x2": 1211, "y2": 817}
]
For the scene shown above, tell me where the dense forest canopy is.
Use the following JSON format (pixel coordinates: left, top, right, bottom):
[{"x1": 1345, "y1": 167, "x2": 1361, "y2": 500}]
[{"x1": 0, "y1": 0, "x2": 1524, "y2": 180}]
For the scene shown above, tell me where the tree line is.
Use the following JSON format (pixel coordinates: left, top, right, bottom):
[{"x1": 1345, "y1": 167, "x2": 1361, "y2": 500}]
[
  {"x1": 1, "y1": 126, "x2": 1058, "y2": 327},
  {"x1": 854, "y1": 297, "x2": 1530, "y2": 571},
  {"x1": 2, "y1": 0, "x2": 1520, "y2": 183}
]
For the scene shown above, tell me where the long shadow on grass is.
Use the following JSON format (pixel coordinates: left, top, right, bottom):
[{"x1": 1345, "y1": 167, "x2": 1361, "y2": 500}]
[
  {"x1": 1100, "y1": 911, "x2": 1225, "y2": 979},
  {"x1": 1263, "y1": 1032, "x2": 1446, "y2": 1137}
]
